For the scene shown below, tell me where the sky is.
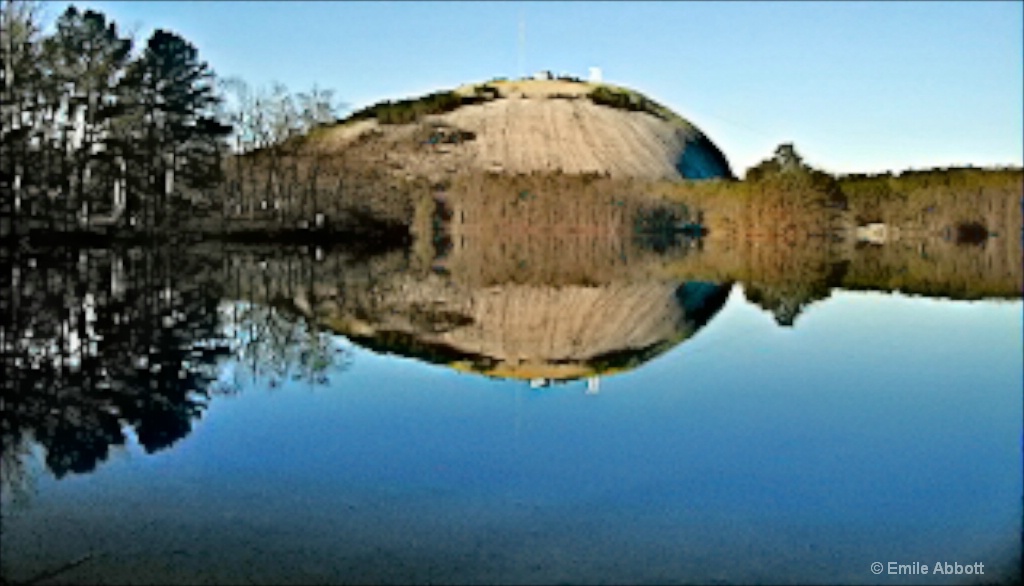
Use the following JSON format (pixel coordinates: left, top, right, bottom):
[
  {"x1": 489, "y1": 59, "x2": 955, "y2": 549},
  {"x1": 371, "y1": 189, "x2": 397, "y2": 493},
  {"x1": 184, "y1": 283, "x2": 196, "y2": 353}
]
[{"x1": 47, "y1": 1, "x2": 1024, "y2": 175}]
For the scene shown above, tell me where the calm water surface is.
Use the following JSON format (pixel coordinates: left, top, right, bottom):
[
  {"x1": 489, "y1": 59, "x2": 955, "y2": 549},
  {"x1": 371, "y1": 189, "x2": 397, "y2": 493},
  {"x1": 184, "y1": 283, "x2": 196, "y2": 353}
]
[{"x1": 1, "y1": 242, "x2": 1020, "y2": 585}]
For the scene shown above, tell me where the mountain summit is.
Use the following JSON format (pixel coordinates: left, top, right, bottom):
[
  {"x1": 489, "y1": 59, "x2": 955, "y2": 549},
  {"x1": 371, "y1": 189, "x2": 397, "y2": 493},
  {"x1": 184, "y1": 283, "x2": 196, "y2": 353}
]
[{"x1": 307, "y1": 77, "x2": 733, "y2": 182}]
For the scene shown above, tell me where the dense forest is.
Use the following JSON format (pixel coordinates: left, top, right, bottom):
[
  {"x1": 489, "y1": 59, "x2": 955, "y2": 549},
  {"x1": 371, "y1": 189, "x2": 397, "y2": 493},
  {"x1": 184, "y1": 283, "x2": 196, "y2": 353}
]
[
  {"x1": 2, "y1": 2, "x2": 228, "y2": 234},
  {"x1": 0, "y1": 1, "x2": 342, "y2": 240}
]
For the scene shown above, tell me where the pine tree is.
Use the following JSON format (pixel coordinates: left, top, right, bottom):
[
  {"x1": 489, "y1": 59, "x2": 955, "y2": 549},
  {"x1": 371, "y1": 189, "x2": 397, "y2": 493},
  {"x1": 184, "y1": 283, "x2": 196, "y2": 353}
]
[
  {"x1": 40, "y1": 7, "x2": 133, "y2": 227},
  {"x1": 125, "y1": 29, "x2": 229, "y2": 228}
]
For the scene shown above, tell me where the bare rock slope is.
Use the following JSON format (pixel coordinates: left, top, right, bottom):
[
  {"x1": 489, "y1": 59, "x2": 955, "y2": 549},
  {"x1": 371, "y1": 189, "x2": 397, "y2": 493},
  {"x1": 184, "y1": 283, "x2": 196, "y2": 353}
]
[{"x1": 315, "y1": 79, "x2": 733, "y2": 182}]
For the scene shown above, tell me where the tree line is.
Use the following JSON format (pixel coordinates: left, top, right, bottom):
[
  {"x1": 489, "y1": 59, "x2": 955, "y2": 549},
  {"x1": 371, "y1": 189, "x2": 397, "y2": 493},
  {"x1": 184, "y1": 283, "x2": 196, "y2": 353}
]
[{"x1": 0, "y1": 1, "x2": 343, "y2": 237}]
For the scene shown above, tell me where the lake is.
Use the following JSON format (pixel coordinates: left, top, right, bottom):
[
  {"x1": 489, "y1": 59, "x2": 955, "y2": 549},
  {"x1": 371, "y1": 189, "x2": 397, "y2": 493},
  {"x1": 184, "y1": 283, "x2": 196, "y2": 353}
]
[{"x1": 1, "y1": 235, "x2": 1020, "y2": 585}]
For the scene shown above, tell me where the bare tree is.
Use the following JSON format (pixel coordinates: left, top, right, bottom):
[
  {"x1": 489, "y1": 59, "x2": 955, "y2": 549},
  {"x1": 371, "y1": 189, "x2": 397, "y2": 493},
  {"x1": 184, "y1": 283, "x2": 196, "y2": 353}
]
[{"x1": 217, "y1": 78, "x2": 344, "y2": 226}]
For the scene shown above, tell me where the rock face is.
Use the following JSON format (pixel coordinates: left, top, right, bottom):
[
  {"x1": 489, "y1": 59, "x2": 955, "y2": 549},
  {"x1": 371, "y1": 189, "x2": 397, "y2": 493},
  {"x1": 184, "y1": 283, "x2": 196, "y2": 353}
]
[{"x1": 316, "y1": 79, "x2": 733, "y2": 182}]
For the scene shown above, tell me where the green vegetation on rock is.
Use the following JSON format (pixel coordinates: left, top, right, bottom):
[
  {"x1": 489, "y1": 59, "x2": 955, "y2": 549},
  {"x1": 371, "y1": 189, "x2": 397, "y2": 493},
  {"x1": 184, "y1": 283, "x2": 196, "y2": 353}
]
[
  {"x1": 344, "y1": 88, "x2": 500, "y2": 125},
  {"x1": 586, "y1": 85, "x2": 693, "y2": 130}
]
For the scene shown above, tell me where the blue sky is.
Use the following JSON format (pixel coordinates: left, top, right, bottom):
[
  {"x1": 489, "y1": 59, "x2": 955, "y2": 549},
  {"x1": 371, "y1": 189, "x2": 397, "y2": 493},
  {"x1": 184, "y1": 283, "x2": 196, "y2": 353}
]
[{"x1": 50, "y1": 1, "x2": 1023, "y2": 175}]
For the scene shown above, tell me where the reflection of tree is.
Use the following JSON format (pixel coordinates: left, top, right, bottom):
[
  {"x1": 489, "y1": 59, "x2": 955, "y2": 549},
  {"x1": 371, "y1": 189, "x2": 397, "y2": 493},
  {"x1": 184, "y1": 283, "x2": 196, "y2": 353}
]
[
  {"x1": 0, "y1": 430, "x2": 38, "y2": 506},
  {"x1": 217, "y1": 300, "x2": 350, "y2": 391},
  {"x1": 1, "y1": 247, "x2": 231, "y2": 483},
  {"x1": 1, "y1": 245, "x2": 350, "y2": 492},
  {"x1": 742, "y1": 251, "x2": 843, "y2": 327},
  {"x1": 744, "y1": 282, "x2": 832, "y2": 327}
]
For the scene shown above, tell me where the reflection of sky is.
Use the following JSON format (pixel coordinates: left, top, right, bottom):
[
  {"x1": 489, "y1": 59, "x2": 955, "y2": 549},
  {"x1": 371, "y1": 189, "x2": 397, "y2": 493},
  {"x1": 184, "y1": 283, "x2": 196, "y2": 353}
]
[{"x1": 5, "y1": 289, "x2": 1021, "y2": 584}]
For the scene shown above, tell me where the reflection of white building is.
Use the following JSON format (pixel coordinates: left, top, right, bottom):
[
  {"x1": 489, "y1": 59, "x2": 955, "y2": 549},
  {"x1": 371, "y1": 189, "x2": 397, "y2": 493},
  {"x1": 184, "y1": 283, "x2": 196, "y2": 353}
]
[
  {"x1": 527, "y1": 376, "x2": 600, "y2": 393},
  {"x1": 588, "y1": 67, "x2": 602, "y2": 83}
]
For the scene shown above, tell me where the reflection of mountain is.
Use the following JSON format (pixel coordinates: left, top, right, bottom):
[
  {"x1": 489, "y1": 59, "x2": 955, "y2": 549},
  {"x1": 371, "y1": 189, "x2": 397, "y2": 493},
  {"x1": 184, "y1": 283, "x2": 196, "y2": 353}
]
[
  {"x1": 221, "y1": 242, "x2": 730, "y2": 382},
  {"x1": 216, "y1": 174, "x2": 725, "y2": 380},
  {"x1": 226, "y1": 174, "x2": 1022, "y2": 378},
  {"x1": 331, "y1": 280, "x2": 731, "y2": 381},
  {"x1": 207, "y1": 174, "x2": 732, "y2": 381}
]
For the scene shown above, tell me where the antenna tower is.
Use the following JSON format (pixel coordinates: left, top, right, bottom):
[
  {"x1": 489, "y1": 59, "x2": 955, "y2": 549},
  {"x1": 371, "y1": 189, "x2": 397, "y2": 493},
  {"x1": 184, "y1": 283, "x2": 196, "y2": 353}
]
[{"x1": 518, "y1": 10, "x2": 525, "y2": 78}]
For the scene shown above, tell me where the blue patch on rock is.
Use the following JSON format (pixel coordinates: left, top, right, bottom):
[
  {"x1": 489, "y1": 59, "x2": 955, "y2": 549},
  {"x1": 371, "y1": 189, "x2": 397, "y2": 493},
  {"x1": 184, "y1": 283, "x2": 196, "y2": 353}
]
[{"x1": 676, "y1": 135, "x2": 734, "y2": 180}]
